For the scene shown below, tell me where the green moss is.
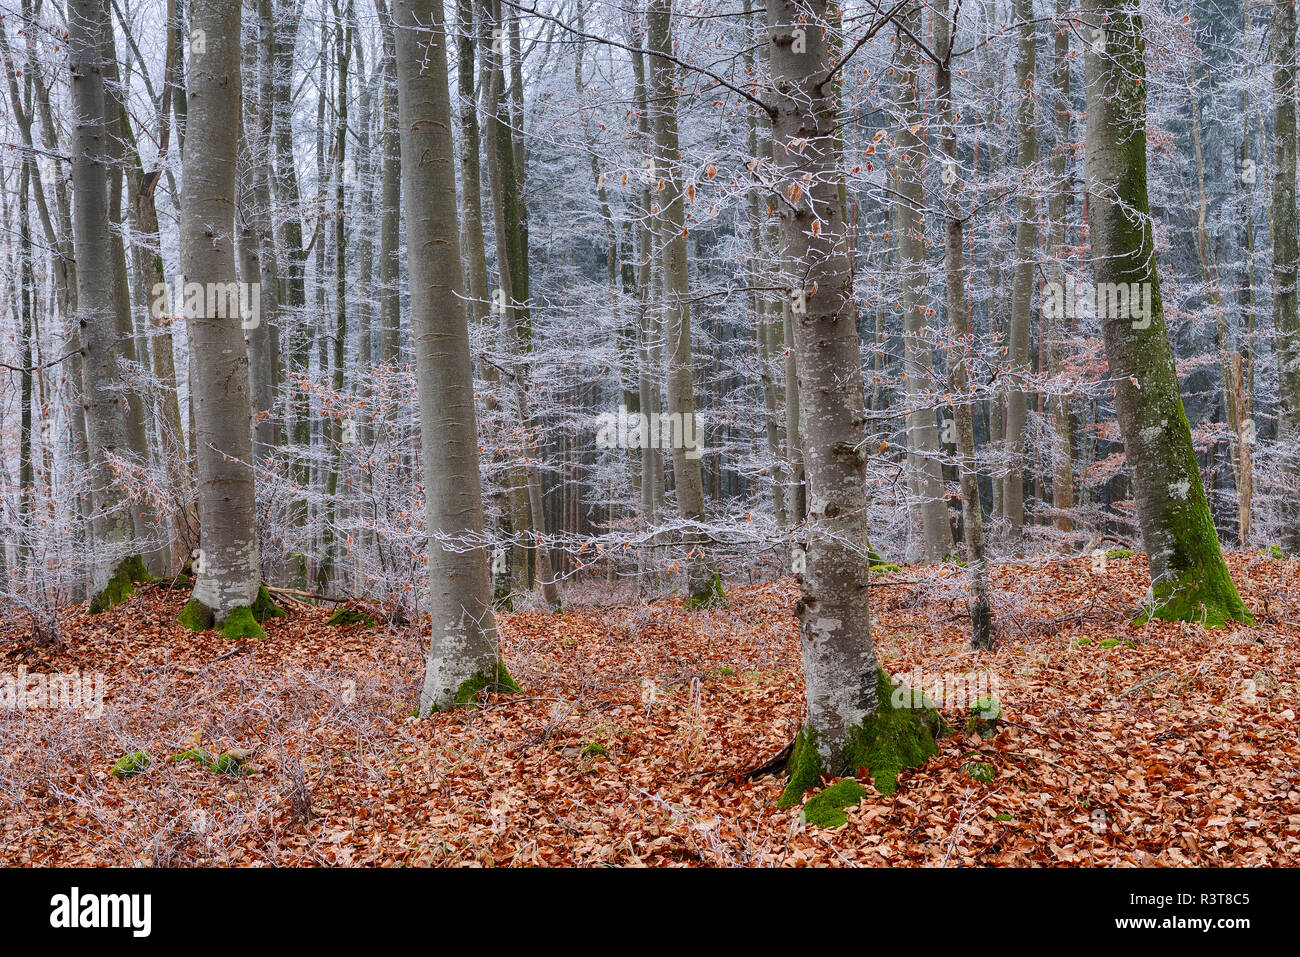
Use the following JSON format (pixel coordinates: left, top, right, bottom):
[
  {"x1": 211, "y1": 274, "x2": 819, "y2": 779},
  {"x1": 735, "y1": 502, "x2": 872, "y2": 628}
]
[
  {"x1": 966, "y1": 696, "x2": 1002, "y2": 739},
  {"x1": 778, "y1": 727, "x2": 825, "y2": 809},
  {"x1": 251, "y1": 584, "x2": 286, "y2": 622},
  {"x1": 218, "y1": 606, "x2": 266, "y2": 641},
  {"x1": 580, "y1": 742, "x2": 607, "y2": 758},
  {"x1": 799, "y1": 779, "x2": 869, "y2": 828},
  {"x1": 961, "y1": 761, "x2": 996, "y2": 783},
  {"x1": 209, "y1": 753, "x2": 248, "y2": 775},
  {"x1": 170, "y1": 748, "x2": 247, "y2": 775},
  {"x1": 1105, "y1": 548, "x2": 1135, "y2": 560},
  {"x1": 325, "y1": 606, "x2": 376, "y2": 628},
  {"x1": 111, "y1": 750, "x2": 152, "y2": 778},
  {"x1": 684, "y1": 572, "x2": 728, "y2": 610},
  {"x1": 1261, "y1": 544, "x2": 1285, "y2": 559},
  {"x1": 182, "y1": 590, "x2": 279, "y2": 636},
  {"x1": 178, "y1": 598, "x2": 214, "y2": 632},
  {"x1": 707, "y1": 666, "x2": 736, "y2": 678},
  {"x1": 1075, "y1": 636, "x2": 1094, "y2": 646},
  {"x1": 89, "y1": 555, "x2": 151, "y2": 614},
  {"x1": 781, "y1": 670, "x2": 944, "y2": 807},
  {"x1": 1099, "y1": 637, "x2": 1122, "y2": 649},
  {"x1": 842, "y1": 670, "x2": 943, "y2": 795},
  {"x1": 1131, "y1": 482, "x2": 1254, "y2": 629},
  {"x1": 992, "y1": 812, "x2": 1013, "y2": 822},
  {"x1": 866, "y1": 541, "x2": 886, "y2": 566},
  {"x1": 871, "y1": 563, "x2": 903, "y2": 576},
  {"x1": 452, "y1": 659, "x2": 523, "y2": 708}
]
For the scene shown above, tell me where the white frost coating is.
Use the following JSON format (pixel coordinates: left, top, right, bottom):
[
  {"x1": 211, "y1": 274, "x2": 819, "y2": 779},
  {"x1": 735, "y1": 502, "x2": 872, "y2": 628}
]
[{"x1": 1168, "y1": 479, "x2": 1191, "y2": 500}]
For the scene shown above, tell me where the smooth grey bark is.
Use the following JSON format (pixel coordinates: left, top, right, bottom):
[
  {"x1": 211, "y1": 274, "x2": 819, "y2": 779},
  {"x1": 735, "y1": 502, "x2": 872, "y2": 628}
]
[
  {"x1": 238, "y1": 0, "x2": 282, "y2": 462},
  {"x1": 68, "y1": 0, "x2": 148, "y2": 606},
  {"x1": 375, "y1": 0, "x2": 403, "y2": 367},
  {"x1": 743, "y1": 0, "x2": 787, "y2": 530},
  {"x1": 894, "y1": 4, "x2": 955, "y2": 561},
  {"x1": 767, "y1": 0, "x2": 896, "y2": 780},
  {"x1": 394, "y1": 0, "x2": 507, "y2": 711},
  {"x1": 316, "y1": 2, "x2": 353, "y2": 592},
  {"x1": 1046, "y1": 0, "x2": 1075, "y2": 534},
  {"x1": 181, "y1": 0, "x2": 262, "y2": 623},
  {"x1": 1002, "y1": 0, "x2": 1037, "y2": 541},
  {"x1": 935, "y1": 0, "x2": 993, "y2": 649},
  {"x1": 101, "y1": 26, "x2": 159, "y2": 564},
  {"x1": 627, "y1": 35, "x2": 665, "y2": 523},
  {"x1": 647, "y1": 0, "x2": 721, "y2": 604},
  {"x1": 483, "y1": 0, "x2": 560, "y2": 610}
]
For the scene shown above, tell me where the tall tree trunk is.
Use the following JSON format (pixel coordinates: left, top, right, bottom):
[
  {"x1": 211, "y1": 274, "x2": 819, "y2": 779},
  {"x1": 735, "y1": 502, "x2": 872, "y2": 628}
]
[
  {"x1": 769, "y1": 0, "x2": 941, "y2": 807},
  {"x1": 627, "y1": 34, "x2": 665, "y2": 525},
  {"x1": 647, "y1": 0, "x2": 723, "y2": 606},
  {"x1": 1003, "y1": 0, "x2": 1037, "y2": 541},
  {"x1": 68, "y1": 0, "x2": 150, "y2": 612},
  {"x1": 178, "y1": 0, "x2": 278, "y2": 636},
  {"x1": 242, "y1": 0, "x2": 284, "y2": 462},
  {"x1": 1046, "y1": 0, "x2": 1075, "y2": 534},
  {"x1": 1273, "y1": 0, "x2": 1300, "y2": 554},
  {"x1": 483, "y1": 0, "x2": 560, "y2": 610},
  {"x1": 393, "y1": 0, "x2": 513, "y2": 712},
  {"x1": 375, "y1": 0, "x2": 403, "y2": 367},
  {"x1": 1082, "y1": 0, "x2": 1252, "y2": 625},
  {"x1": 894, "y1": 2, "x2": 955, "y2": 561},
  {"x1": 936, "y1": 0, "x2": 993, "y2": 649},
  {"x1": 317, "y1": 2, "x2": 354, "y2": 592}
]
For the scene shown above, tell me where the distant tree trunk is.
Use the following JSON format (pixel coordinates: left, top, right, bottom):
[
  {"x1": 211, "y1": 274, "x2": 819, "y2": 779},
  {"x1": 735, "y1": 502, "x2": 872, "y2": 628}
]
[
  {"x1": 1273, "y1": 0, "x2": 1300, "y2": 554},
  {"x1": 393, "y1": 0, "x2": 513, "y2": 712},
  {"x1": 1046, "y1": 0, "x2": 1075, "y2": 535},
  {"x1": 769, "y1": 0, "x2": 940, "y2": 807},
  {"x1": 272, "y1": 0, "x2": 311, "y2": 588},
  {"x1": 179, "y1": 0, "x2": 277, "y2": 635},
  {"x1": 744, "y1": 0, "x2": 786, "y2": 530},
  {"x1": 375, "y1": 0, "x2": 403, "y2": 367},
  {"x1": 936, "y1": 0, "x2": 993, "y2": 649},
  {"x1": 627, "y1": 37, "x2": 665, "y2": 525},
  {"x1": 1082, "y1": 0, "x2": 1252, "y2": 625},
  {"x1": 68, "y1": 0, "x2": 151, "y2": 612},
  {"x1": 1187, "y1": 98, "x2": 1249, "y2": 546},
  {"x1": 647, "y1": 0, "x2": 723, "y2": 606},
  {"x1": 316, "y1": 3, "x2": 353, "y2": 593},
  {"x1": 483, "y1": 0, "x2": 560, "y2": 611},
  {"x1": 102, "y1": 26, "x2": 158, "y2": 561},
  {"x1": 894, "y1": 3, "x2": 954, "y2": 561},
  {"x1": 243, "y1": 0, "x2": 283, "y2": 461},
  {"x1": 1003, "y1": 0, "x2": 1037, "y2": 541},
  {"x1": 1236, "y1": 97, "x2": 1256, "y2": 544}
]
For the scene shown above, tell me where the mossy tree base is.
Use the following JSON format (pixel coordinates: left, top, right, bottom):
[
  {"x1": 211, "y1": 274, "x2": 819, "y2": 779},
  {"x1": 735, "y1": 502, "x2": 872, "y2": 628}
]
[
  {"x1": 251, "y1": 584, "x2": 286, "y2": 621},
  {"x1": 800, "y1": 779, "x2": 868, "y2": 828},
  {"x1": 779, "y1": 669, "x2": 946, "y2": 808},
  {"x1": 89, "y1": 555, "x2": 152, "y2": 614},
  {"x1": 218, "y1": 607, "x2": 265, "y2": 640},
  {"x1": 684, "y1": 573, "x2": 728, "y2": 610},
  {"x1": 179, "y1": 584, "x2": 284, "y2": 639},
  {"x1": 449, "y1": 660, "x2": 523, "y2": 709},
  {"x1": 1136, "y1": 569, "x2": 1255, "y2": 628}
]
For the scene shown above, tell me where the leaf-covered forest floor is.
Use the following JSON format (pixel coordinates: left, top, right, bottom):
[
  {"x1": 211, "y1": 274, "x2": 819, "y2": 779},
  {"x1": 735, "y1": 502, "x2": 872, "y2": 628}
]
[{"x1": 2, "y1": 552, "x2": 1298, "y2": 866}]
